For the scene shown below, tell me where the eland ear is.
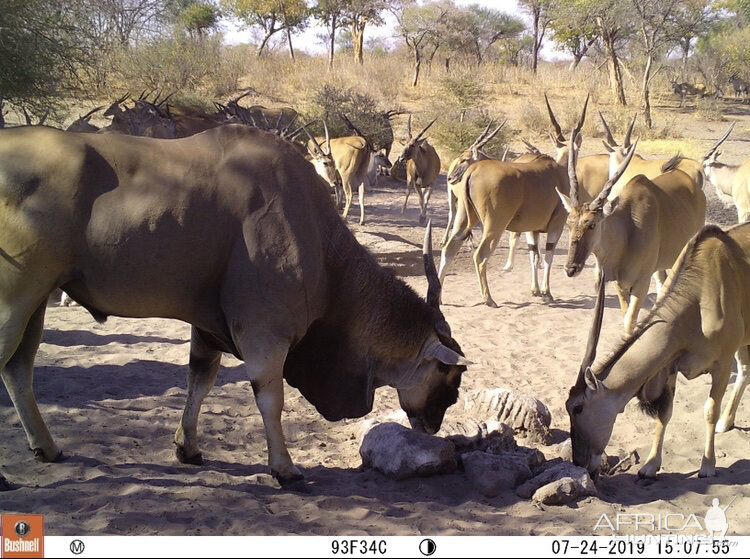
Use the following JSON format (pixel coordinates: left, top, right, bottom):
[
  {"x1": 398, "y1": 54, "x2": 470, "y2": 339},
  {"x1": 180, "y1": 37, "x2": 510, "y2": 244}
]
[
  {"x1": 584, "y1": 367, "x2": 603, "y2": 392},
  {"x1": 425, "y1": 341, "x2": 472, "y2": 367},
  {"x1": 556, "y1": 187, "x2": 573, "y2": 212}
]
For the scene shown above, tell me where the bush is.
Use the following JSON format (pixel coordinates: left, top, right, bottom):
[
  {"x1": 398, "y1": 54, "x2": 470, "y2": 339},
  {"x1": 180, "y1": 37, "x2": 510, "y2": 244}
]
[
  {"x1": 307, "y1": 84, "x2": 396, "y2": 153},
  {"x1": 425, "y1": 71, "x2": 509, "y2": 162},
  {"x1": 696, "y1": 96, "x2": 725, "y2": 122},
  {"x1": 113, "y1": 35, "x2": 242, "y2": 98}
]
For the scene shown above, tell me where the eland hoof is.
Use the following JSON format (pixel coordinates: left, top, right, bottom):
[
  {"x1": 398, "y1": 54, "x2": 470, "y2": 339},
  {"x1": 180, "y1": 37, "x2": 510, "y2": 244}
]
[
  {"x1": 484, "y1": 298, "x2": 498, "y2": 308},
  {"x1": 715, "y1": 418, "x2": 734, "y2": 433},
  {"x1": 175, "y1": 446, "x2": 204, "y2": 465},
  {"x1": 32, "y1": 447, "x2": 63, "y2": 463},
  {"x1": 637, "y1": 464, "x2": 659, "y2": 479},
  {"x1": 0, "y1": 475, "x2": 12, "y2": 491},
  {"x1": 273, "y1": 466, "x2": 305, "y2": 488},
  {"x1": 698, "y1": 465, "x2": 717, "y2": 478}
]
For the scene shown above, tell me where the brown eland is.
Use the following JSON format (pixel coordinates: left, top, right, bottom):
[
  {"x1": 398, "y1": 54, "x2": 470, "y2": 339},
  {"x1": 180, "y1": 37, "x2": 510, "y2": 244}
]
[
  {"x1": 304, "y1": 119, "x2": 373, "y2": 224},
  {"x1": 0, "y1": 124, "x2": 468, "y2": 490}
]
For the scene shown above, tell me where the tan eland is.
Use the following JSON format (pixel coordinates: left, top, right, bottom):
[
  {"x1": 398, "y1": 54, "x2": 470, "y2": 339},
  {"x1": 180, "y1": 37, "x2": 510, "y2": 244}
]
[
  {"x1": 559, "y1": 130, "x2": 706, "y2": 334},
  {"x1": 567, "y1": 223, "x2": 750, "y2": 479}
]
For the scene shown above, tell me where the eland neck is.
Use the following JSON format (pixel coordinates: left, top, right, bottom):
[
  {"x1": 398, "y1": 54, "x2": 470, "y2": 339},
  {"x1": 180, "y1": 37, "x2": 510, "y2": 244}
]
[
  {"x1": 594, "y1": 319, "x2": 679, "y2": 406},
  {"x1": 324, "y1": 218, "x2": 438, "y2": 363}
]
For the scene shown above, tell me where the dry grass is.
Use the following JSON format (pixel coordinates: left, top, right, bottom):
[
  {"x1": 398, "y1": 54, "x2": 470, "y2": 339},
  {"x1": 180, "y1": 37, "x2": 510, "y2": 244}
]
[{"x1": 50, "y1": 45, "x2": 738, "y2": 162}]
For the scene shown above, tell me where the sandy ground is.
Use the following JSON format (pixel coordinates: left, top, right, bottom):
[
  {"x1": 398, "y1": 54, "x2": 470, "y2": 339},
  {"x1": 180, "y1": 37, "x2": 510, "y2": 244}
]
[{"x1": 1, "y1": 110, "x2": 750, "y2": 537}]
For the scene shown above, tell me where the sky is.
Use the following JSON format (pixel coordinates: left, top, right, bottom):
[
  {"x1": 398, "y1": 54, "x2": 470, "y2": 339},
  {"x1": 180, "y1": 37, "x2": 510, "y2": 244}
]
[{"x1": 222, "y1": 0, "x2": 537, "y2": 55}]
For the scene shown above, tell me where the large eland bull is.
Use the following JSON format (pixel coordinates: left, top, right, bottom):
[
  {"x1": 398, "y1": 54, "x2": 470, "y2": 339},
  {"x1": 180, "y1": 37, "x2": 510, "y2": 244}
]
[{"x1": 0, "y1": 124, "x2": 468, "y2": 489}]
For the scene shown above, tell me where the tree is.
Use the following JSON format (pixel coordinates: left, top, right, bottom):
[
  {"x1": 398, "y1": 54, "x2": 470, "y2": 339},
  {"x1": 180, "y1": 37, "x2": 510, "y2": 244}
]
[
  {"x1": 0, "y1": 0, "x2": 88, "y2": 119},
  {"x1": 518, "y1": 0, "x2": 553, "y2": 73},
  {"x1": 341, "y1": 0, "x2": 388, "y2": 65},
  {"x1": 453, "y1": 4, "x2": 524, "y2": 65},
  {"x1": 630, "y1": 0, "x2": 680, "y2": 128},
  {"x1": 670, "y1": 0, "x2": 717, "y2": 78},
  {"x1": 313, "y1": 0, "x2": 347, "y2": 69},
  {"x1": 177, "y1": 2, "x2": 221, "y2": 38},
  {"x1": 566, "y1": 0, "x2": 632, "y2": 106},
  {"x1": 94, "y1": 0, "x2": 174, "y2": 46},
  {"x1": 390, "y1": 0, "x2": 450, "y2": 87},
  {"x1": 547, "y1": 0, "x2": 597, "y2": 71},
  {"x1": 221, "y1": 0, "x2": 308, "y2": 57}
]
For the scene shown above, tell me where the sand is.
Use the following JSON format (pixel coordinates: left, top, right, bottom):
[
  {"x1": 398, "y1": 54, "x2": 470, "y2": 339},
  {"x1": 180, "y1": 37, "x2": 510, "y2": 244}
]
[{"x1": 1, "y1": 132, "x2": 749, "y2": 537}]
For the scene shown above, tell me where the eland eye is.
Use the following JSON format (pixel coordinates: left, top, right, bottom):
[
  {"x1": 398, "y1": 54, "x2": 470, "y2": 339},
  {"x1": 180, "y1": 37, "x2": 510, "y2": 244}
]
[{"x1": 573, "y1": 404, "x2": 584, "y2": 415}]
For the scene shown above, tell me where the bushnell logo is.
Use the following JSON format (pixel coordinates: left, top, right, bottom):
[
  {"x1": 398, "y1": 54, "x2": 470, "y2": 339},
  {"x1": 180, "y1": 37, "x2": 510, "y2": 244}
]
[{"x1": 14, "y1": 522, "x2": 31, "y2": 538}]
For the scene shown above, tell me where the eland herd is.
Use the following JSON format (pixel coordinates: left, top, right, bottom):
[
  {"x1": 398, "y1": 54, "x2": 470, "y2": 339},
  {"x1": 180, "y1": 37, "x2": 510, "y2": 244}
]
[{"x1": 0, "y1": 89, "x2": 748, "y2": 493}]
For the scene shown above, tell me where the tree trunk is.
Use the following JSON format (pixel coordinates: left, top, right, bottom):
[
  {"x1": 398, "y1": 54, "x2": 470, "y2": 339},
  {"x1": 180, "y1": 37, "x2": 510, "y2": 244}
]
[
  {"x1": 352, "y1": 19, "x2": 365, "y2": 65},
  {"x1": 286, "y1": 28, "x2": 295, "y2": 60},
  {"x1": 412, "y1": 49, "x2": 422, "y2": 87},
  {"x1": 569, "y1": 37, "x2": 595, "y2": 72},
  {"x1": 328, "y1": 14, "x2": 337, "y2": 70},
  {"x1": 531, "y1": 10, "x2": 540, "y2": 73},
  {"x1": 600, "y1": 22, "x2": 626, "y2": 106},
  {"x1": 426, "y1": 43, "x2": 439, "y2": 73},
  {"x1": 642, "y1": 53, "x2": 653, "y2": 128},
  {"x1": 281, "y1": 3, "x2": 295, "y2": 61},
  {"x1": 257, "y1": 31, "x2": 273, "y2": 57},
  {"x1": 680, "y1": 38, "x2": 690, "y2": 80}
]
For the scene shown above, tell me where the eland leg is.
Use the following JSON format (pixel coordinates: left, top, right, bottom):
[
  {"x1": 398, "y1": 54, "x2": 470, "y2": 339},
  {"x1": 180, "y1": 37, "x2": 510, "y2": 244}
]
[
  {"x1": 1, "y1": 301, "x2": 61, "y2": 464},
  {"x1": 502, "y1": 232, "x2": 520, "y2": 272},
  {"x1": 174, "y1": 327, "x2": 222, "y2": 465},
  {"x1": 638, "y1": 372, "x2": 677, "y2": 478},
  {"x1": 717, "y1": 346, "x2": 750, "y2": 433},
  {"x1": 613, "y1": 283, "x2": 630, "y2": 315},
  {"x1": 358, "y1": 175, "x2": 368, "y2": 226},
  {"x1": 473, "y1": 230, "x2": 503, "y2": 308},
  {"x1": 525, "y1": 232, "x2": 541, "y2": 296},
  {"x1": 401, "y1": 178, "x2": 413, "y2": 214},
  {"x1": 438, "y1": 201, "x2": 471, "y2": 298},
  {"x1": 341, "y1": 179, "x2": 353, "y2": 219},
  {"x1": 653, "y1": 270, "x2": 668, "y2": 296},
  {"x1": 442, "y1": 189, "x2": 457, "y2": 247},
  {"x1": 418, "y1": 185, "x2": 432, "y2": 226},
  {"x1": 699, "y1": 362, "x2": 732, "y2": 477},
  {"x1": 540, "y1": 231, "x2": 562, "y2": 301},
  {"x1": 241, "y1": 342, "x2": 301, "y2": 484},
  {"x1": 623, "y1": 281, "x2": 649, "y2": 335}
]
